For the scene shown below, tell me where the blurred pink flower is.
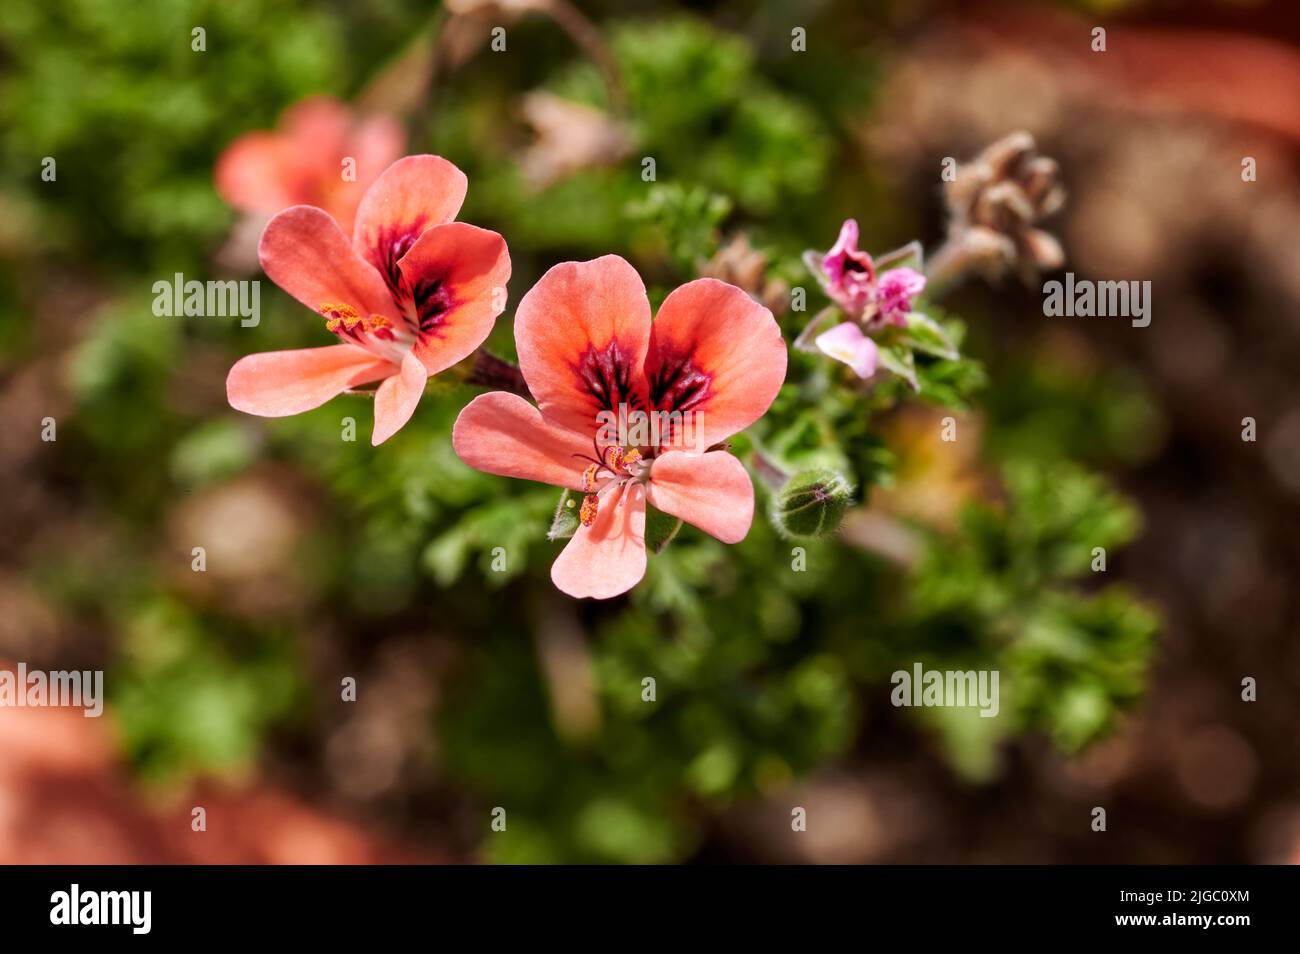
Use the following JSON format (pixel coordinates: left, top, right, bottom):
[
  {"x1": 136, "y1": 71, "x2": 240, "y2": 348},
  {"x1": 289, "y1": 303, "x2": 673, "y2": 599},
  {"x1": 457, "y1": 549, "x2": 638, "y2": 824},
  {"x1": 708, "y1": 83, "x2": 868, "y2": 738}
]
[
  {"x1": 227, "y1": 156, "x2": 510, "y2": 445},
  {"x1": 452, "y1": 256, "x2": 786, "y2": 599},
  {"x1": 215, "y1": 96, "x2": 404, "y2": 235},
  {"x1": 819, "y1": 219, "x2": 926, "y2": 328},
  {"x1": 814, "y1": 322, "x2": 879, "y2": 380},
  {"x1": 821, "y1": 218, "x2": 878, "y2": 317},
  {"x1": 875, "y1": 267, "x2": 926, "y2": 327}
]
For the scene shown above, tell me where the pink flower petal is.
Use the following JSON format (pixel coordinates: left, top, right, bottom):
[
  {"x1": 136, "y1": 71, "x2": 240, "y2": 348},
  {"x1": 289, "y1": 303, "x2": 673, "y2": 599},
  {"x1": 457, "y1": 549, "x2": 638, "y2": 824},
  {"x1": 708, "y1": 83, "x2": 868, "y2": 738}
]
[
  {"x1": 214, "y1": 133, "x2": 298, "y2": 214},
  {"x1": 824, "y1": 218, "x2": 874, "y2": 281},
  {"x1": 551, "y1": 483, "x2": 647, "y2": 600},
  {"x1": 876, "y1": 267, "x2": 926, "y2": 326},
  {"x1": 827, "y1": 218, "x2": 860, "y2": 261},
  {"x1": 280, "y1": 96, "x2": 353, "y2": 155},
  {"x1": 814, "y1": 321, "x2": 878, "y2": 379},
  {"x1": 352, "y1": 155, "x2": 468, "y2": 297},
  {"x1": 878, "y1": 266, "x2": 926, "y2": 300},
  {"x1": 452, "y1": 391, "x2": 596, "y2": 491},
  {"x1": 514, "y1": 255, "x2": 651, "y2": 436},
  {"x1": 644, "y1": 278, "x2": 786, "y2": 449},
  {"x1": 398, "y1": 222, "x2": 511, "y2": 376},
  {"x1": 371, "y1": 350, "x2": 427, "y2": 445},
  {"x1": 821, "y1": 218, "x2": 878, "y2": 317},
  {"x1": 646, "y1": 450, "x2": 754, "y2": 544},
  {"x1": 227, "y1": 344, "x2": 393, "y2": 417},
  {"x1": 324, "y1": 113, "x2": 405, "y2": 233},
  {"x1": 258, "y1": 206, "x2": 397, "y2": 325}
]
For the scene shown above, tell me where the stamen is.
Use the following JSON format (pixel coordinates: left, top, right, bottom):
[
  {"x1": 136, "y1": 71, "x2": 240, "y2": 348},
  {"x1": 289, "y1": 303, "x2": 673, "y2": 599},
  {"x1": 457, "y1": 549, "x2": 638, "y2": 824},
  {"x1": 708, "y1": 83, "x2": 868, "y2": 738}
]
[
  {"x1": 602, "y1": 445, "x2": 625, "y2": 472},
  {"x1": 320, "y1": 302, "x2": 362, "y2": 333},
  {"x1": 581, "y1": 463, "x2": 600, "y2": 492},
  {"x1": 621, "y1": 448, "x2": 643, "y2": 473},
  {"x1": 580, "y1": 493, "x2": 600, "y2": 527}
]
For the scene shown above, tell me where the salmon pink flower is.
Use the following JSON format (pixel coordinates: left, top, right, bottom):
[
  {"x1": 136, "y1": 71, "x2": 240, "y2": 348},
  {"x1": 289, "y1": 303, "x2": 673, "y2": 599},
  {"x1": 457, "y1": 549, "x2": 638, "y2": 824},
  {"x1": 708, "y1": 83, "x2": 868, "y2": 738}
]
[
  {"x1": 226, "y1": 155, "x2": 510, "y2": 445},
  {"x1": 215, "y1": 96, "x2": 403, "y2": 235},
  {"x1": 452, "y1": 256, "x2": 787, "y2": 599}
]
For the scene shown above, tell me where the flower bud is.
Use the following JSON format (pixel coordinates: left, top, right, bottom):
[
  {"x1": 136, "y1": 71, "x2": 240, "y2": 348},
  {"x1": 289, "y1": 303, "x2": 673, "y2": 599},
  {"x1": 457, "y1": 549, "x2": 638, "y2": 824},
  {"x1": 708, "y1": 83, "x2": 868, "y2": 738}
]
[{"x1": 769, "y1": 469, "x2": 854, "y2": 539}]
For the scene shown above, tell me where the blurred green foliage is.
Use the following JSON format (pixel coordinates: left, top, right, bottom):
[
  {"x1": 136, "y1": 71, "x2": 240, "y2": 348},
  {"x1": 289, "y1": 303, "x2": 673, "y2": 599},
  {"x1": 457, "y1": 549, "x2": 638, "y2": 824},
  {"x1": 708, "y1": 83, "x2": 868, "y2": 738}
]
[{"x1": 1, "y1": 0, "x2": 1162, "y2": 863}]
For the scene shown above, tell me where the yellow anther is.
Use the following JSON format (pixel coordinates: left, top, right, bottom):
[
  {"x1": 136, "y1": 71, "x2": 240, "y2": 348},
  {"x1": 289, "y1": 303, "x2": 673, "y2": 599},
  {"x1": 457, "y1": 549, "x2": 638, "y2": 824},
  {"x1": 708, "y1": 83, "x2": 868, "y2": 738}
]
[
  {"x1": 581, "y1": 463, "x2": 600, "y2": 492},
  {"x1": 580, "y1": 493, "x2": 599, "y2": 527},
  {"x1": 621, "y1": 448, "x2": 643, "y2": 473},
  {"x1": 320, "y1": 303, "x2": 362, "y2": 335}
]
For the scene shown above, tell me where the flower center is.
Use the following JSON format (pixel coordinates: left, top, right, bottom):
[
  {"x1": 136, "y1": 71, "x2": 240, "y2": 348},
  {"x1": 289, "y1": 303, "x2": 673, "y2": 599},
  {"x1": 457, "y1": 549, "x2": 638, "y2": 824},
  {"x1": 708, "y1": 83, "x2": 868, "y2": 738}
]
[
  {"x1": 574, "y1": 441, "x2": 651, "y2": 527},
  {"x1": 318, "y1": 301, "x2": 412, "y2": 362}
]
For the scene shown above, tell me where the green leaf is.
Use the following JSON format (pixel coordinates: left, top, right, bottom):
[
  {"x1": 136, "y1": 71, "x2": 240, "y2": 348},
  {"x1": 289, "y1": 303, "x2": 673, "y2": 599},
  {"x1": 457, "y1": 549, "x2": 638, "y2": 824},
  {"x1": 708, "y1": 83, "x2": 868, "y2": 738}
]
[
  {"x1": 903, "y1": 311, "x2": 960, "y2": 360},
  {"x1": 876, "y1": 343, "x2": 919, "y2": 391},
  {"x1": 801, "y1": 249, "x2": 834, "y2": 297},
  {"x1": 874, "y1": 240, "x2": 923, "y2": 272}
]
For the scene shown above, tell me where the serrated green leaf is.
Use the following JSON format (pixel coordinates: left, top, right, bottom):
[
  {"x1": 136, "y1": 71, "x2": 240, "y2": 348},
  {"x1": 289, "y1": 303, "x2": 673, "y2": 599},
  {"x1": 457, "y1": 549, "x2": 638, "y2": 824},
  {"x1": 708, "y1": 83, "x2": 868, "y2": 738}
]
[
  {"x1": 876, "y1": 343, "x2": 919, "y2": 391},
  {"x1": 903, "y1": 311, "x2": 960, "y2": 360}
]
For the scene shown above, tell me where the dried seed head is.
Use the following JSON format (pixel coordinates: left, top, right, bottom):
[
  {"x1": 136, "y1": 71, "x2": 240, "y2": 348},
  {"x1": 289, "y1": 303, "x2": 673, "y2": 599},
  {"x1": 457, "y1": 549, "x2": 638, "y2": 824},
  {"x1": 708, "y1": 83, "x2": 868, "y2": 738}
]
[{"x1": 942, "y1": 132, "x2": 1067, "y2": 282}]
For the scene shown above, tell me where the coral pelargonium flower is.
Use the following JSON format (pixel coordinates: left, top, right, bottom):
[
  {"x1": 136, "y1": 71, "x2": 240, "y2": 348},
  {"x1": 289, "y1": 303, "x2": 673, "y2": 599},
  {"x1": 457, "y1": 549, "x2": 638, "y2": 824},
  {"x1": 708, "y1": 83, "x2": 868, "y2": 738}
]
[
  {"x1": 215, "y1": 96, "x2": 403, "y2": 235},
  {"x1": 452, "y1": 256, "x2": 787, "y2": 599},
  {"x1": 227, "y1": 155, "x2": 510, "y2": 445}
]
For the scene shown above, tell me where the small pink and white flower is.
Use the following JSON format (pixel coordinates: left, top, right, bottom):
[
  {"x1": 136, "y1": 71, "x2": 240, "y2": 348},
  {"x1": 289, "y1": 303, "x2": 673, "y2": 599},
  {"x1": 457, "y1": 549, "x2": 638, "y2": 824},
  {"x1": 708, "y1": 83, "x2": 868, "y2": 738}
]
[
  {"x1": 452, "y1": 256, "x2": 787, "y2": 600},
  {"x1": 820, "y1": 219, "x2": 926, "y2": 329},
  {"x1": 226, "y1": 155, "x2": 510, "y2": 445},
  {"x1": 805, "y1": 219, "x2": 929, "y2": 380}
]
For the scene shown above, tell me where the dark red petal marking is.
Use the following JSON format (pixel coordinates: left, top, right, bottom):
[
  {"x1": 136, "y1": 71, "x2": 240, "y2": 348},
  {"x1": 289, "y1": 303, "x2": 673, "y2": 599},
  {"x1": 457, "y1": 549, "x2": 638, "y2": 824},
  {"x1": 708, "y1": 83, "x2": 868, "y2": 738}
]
[
  {"x1": 410, "y1": 276, "x2": 457, "y2": 335},
  {"x1": 647, "y1": 348, "x2": 711, "y2": 415},
  {"x1": 572, "y1": 338, "x2": 645, "y2": 416},
  {"x1": 646, "y1": 348, "x2": 713, "y2": 446},
  {"x1": 374, "y1": 221, "x2": 428, "y2": 302}
]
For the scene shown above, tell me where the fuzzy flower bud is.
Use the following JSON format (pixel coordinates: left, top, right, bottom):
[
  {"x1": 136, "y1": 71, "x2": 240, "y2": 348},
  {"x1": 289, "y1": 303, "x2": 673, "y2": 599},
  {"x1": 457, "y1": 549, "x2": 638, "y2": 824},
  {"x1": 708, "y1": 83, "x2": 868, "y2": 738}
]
[{"x1": 769, "y1": 469, "x2": 855, "y2": 539}]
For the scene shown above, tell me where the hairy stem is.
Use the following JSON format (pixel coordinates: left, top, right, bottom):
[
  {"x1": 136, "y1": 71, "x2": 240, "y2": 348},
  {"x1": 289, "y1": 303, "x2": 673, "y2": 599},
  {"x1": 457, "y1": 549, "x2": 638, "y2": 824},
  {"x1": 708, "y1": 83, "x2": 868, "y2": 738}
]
[
  {"x1": 466, "y1": 349, "x2": 532, "y2": 400},
  {"x1": 750, "y1": 449, "x2": 789, "y2": 490},
  {"x1": 543, "y1": 0, "x2": 627, "y2": 114},
  {"x1": 923, "y1": 234, "x2": 977, "y2": 299}
]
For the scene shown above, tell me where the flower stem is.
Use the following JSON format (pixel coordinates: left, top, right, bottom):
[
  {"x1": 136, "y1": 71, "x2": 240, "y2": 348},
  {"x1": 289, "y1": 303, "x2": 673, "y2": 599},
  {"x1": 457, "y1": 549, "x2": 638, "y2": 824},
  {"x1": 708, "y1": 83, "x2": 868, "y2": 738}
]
[
  {"x1": 750, "y1": 449, "x2": 789, "y2": 490},
  {"x1": 466, "y1": 349, "x2": 533, "y2": 400},
  {"x1": 923, "y1": 234, "x2": 975, "y2": 298},
  {"x1": 543, "y1": 0, "x2": 627, "y2": 114}
]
